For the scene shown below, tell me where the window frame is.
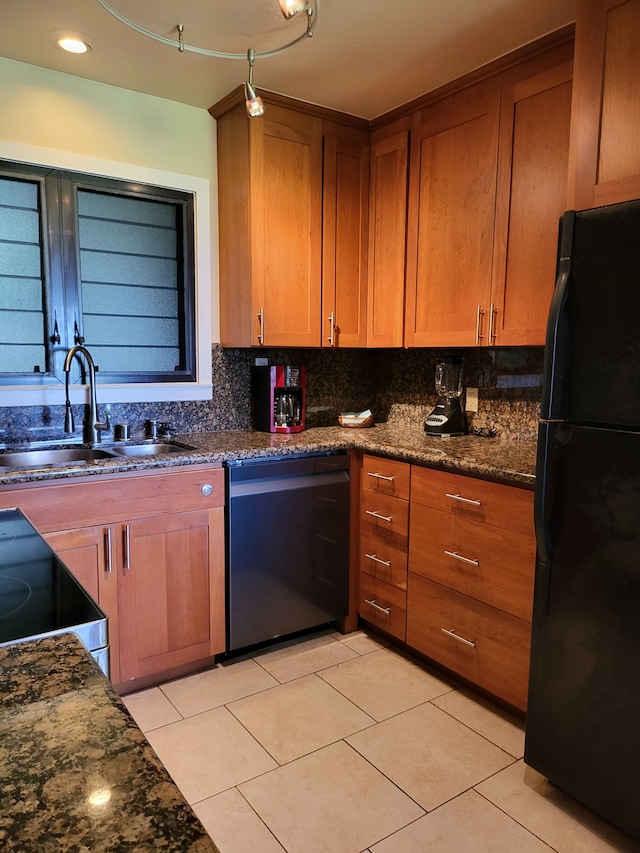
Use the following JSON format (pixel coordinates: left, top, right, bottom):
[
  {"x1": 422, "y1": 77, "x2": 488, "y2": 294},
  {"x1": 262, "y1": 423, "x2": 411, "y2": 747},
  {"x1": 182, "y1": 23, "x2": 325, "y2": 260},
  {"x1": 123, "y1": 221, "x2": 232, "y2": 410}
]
[
  {"x1": 0, "y1": 160, "x2": 197, "y2": 386},
  {"x1": 0, "y1": 141, "x2": 213, "y2": 406}
]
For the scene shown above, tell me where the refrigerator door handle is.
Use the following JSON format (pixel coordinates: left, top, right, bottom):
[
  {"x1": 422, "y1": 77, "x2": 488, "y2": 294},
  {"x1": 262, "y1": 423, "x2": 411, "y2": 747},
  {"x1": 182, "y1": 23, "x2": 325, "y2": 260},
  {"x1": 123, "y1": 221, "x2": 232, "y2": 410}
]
[
  {"x1": 534, "y1": 427, "x2": 551, "y2": 567},
  {"x1": 533, "y1": 423, "x2": 555, "y2": 615},
  {"x1": 541, "y1": 211, "x2": 575, "y2": 420}
]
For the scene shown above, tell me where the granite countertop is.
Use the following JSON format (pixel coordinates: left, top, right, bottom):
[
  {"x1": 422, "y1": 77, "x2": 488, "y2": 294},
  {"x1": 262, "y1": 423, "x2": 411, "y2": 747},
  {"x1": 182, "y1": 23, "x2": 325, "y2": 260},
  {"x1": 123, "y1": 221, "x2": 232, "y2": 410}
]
[
  {"x1": 0, "y1": 424, "x2": 537, "y2": 488},
  {"x1": 0, "y1": 633, "x2": 219, "y2": 853}
]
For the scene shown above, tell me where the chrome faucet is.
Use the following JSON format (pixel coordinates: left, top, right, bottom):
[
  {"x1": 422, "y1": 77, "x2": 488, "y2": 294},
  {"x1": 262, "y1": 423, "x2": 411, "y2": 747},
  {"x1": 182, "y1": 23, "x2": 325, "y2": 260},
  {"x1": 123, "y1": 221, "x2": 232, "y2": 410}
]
[{"x1": 63, "y1": 345, "x2": 110, "y2": 445}]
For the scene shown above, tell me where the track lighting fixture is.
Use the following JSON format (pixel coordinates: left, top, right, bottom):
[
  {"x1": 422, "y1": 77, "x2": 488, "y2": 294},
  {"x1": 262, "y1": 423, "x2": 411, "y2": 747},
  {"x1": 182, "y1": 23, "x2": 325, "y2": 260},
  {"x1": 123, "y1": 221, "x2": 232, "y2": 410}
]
[
  {"x1": 245, "y1": 49, "x2": 265, "y2": 118},
  {"x1": 94, "y1": 0, "x2": 320, "y2": 117}
]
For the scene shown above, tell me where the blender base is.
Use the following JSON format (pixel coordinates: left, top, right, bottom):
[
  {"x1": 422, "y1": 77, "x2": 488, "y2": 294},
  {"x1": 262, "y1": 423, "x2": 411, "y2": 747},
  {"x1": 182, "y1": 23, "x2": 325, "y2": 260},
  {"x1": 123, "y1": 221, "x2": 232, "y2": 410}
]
[{"x1": 424, "y1": 397, "x2": 467, "y2": 436}]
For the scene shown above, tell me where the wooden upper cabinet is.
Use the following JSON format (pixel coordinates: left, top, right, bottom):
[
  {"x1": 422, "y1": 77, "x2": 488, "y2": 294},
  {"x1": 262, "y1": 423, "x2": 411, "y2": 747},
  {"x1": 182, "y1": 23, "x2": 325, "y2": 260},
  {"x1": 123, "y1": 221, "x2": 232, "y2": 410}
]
[
  {"x1": 367, "y1": 131, "x2": 409, "y2": 347},
  {"x1": 491, "y1": 63, "x2": 573, "y2": 346},
  {"x1": 322, "y1": 125, "x2": 369, "y2": 347},
  {"x1": 216, "y1": 102, "x2": 323, "y2": 347},
  {"x1": 404, "y1": 99, "x2": 500, "y2": 348},
  {"x1": 569, "y1": 0, "x2": 640, "y2": 208}
]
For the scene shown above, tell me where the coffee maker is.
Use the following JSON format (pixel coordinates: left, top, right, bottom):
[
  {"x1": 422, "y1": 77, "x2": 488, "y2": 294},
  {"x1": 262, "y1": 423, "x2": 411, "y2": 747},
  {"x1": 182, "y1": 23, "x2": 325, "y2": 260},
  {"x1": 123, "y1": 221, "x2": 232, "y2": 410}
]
[
  {"x1": 252, "y1": 365, "x2": 306, "y2": 434},
  {"x1": 424, "y1": 356, "x2": 467, "y2": 436}
]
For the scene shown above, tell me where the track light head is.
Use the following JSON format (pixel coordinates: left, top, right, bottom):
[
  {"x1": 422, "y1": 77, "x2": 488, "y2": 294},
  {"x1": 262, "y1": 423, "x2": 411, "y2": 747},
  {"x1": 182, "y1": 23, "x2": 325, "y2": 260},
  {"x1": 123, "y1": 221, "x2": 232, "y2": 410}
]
[{"x1": 279, "y1": 0, "x2": 309, "y2": 20}]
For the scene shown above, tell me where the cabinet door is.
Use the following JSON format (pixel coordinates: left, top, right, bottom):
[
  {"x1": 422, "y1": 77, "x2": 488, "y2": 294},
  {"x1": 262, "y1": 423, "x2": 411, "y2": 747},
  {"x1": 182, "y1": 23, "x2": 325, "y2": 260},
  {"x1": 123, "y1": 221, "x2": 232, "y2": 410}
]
[
  {"x1": 404, "y1": 98, "x2": 500, "y2": 347},
  {"x1": 118, "y1": 507, "x2": 224, "y2": 684},
  {"x1": 250, "y1": 106, "x2": 323, "y2": 347},
  {"x1": 367, "y1": 131, "x2": 409, "y2": 347},
  {"x1": 491, "y1": 63, "x2": 573, "y2": 346},
  {"x1": 322, "y1": 129, "x2": 369, "y2": 347},
  {"x1": 45, "y1": 525, "x2": 121, "y2": 683},
  {"x1": 569, "y1": 0, "x2": 640, "y2": 208}
]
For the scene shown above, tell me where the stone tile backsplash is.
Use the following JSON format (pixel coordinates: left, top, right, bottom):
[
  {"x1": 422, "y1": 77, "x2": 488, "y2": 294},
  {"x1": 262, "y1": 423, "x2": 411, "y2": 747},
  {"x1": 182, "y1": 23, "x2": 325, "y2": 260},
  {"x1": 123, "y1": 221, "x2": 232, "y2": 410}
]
[{"x1": 1, "y1": 344, "x2": 543, "y2": 444}]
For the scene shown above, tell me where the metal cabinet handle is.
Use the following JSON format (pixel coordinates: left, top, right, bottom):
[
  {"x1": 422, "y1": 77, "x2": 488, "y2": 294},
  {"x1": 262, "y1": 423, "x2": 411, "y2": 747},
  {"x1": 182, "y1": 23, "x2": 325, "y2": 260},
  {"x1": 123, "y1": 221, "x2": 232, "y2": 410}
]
[
  {"x1": 365, "y1": 509, "x2": 393, "y2": 522},
  {"x1": 365, "y1": 553, "x2": 392, "y2": 567},
  {"x1": 488, "y1": 302, "x2": 498, "y2": 343},
  {"x1": 123, "y1": 524, "x2": 131, "y2": 571},
  {"x1": 475, "y1": 304, "x2": 485, "y2": 345},
  {"x1": 444, "y1": 550, "x2": 479, "y2": 567},
  {"x1": 104, "y1": 527, "x2": 112, "y2": 574},
  {"x1": 364, "y1": 598, "x2": 391, "y2": 615},
  {"x1": 441, "y1": 627, "x2": 476, "y2": 648},
  {"x1": 257, "y1": 306, "x2": 264, "y2": 344},
  {"x1": 367, "y1": 472, "x2": 394, "y2": 482},
  {"x1": 445, "y1": 492, "x2": 481, "y2": 507},
  {"x1": 327, "y1": 311, "x2": 335, "y2": 346}
]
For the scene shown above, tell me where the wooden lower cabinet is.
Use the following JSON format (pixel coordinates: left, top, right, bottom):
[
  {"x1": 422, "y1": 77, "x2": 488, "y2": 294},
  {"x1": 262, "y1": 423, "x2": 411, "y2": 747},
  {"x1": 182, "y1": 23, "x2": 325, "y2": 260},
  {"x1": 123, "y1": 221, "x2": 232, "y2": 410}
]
[
  {"x1": 357, "y1": 454, "x2": 535, "y2": 712},
  {"x1": 45, "y1": 525, "x2": 120, "y2": 682},
  {"x1": 117, "y1": 507, "x2": 224, "y2": 684},
  {"x1": 0, "y1": 466, "x2": 226, "y2": 690},
  {"x1": 358, "y1": 454, "x2": 410, "y2": 641},
  {"x1": 406, "y1": 573, "x2": 531, "y2": 712}
]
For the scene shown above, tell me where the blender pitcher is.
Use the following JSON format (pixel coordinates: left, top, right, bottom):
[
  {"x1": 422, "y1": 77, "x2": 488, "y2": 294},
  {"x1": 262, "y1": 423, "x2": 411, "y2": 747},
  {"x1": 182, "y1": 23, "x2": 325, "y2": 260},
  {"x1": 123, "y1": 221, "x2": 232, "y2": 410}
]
[{"x1": 425, "y1": 356, "x2": 467, "y2": 436}]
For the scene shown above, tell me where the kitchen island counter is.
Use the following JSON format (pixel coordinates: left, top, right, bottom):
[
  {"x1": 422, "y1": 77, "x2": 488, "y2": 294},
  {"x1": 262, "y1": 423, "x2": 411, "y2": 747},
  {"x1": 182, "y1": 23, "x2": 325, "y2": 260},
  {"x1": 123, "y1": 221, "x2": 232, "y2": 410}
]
[
  {"x1": 0, "y1": 633, "x2": 219, "y2": 852},
  {"x1": 0, "y1": 424, "x2": 536, "y2": 488}
]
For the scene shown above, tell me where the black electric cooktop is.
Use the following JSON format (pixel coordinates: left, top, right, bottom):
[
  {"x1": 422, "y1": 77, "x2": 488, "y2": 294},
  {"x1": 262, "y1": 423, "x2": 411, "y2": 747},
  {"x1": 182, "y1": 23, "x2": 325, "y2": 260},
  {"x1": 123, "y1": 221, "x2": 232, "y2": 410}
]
[{"x1": 0, "y1": 509, "x2": 108, "y2": 665}]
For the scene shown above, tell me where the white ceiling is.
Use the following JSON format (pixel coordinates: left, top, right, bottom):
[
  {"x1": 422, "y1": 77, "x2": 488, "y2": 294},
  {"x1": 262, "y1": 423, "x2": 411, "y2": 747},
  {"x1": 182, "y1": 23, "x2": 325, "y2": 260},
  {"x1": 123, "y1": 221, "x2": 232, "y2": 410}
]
[{"x1": 0, "y1": 0, "x2": 576, "y2": 119}]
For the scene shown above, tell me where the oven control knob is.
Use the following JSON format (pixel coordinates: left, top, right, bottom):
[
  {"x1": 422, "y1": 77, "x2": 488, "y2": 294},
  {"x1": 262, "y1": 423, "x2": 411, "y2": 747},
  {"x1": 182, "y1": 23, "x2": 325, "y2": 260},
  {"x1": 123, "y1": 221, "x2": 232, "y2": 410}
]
[{"x1": 201, "y1": 483, "x2": 213, "y2": 497}]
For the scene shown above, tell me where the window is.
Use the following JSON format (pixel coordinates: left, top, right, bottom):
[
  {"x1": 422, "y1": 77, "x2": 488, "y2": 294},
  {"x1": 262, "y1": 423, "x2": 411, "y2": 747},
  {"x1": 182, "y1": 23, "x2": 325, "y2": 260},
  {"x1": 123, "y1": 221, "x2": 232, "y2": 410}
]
[{"x1": 0, "y1": 159, "x2": 196, "y2": 386}]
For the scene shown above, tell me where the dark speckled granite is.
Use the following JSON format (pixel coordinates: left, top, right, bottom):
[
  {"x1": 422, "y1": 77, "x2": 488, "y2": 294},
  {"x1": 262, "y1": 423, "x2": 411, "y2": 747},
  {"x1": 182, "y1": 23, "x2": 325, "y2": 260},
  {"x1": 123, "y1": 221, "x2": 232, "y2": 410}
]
[
  {"x1": 1, "y1": 344, "x2": 543, "y2": 444},
  {"x1": 0, "y1": 634, "x2": 219, "y2": 853},
  {"x1": 0, "y1": 426, "x2": 537, "y2": 488}
]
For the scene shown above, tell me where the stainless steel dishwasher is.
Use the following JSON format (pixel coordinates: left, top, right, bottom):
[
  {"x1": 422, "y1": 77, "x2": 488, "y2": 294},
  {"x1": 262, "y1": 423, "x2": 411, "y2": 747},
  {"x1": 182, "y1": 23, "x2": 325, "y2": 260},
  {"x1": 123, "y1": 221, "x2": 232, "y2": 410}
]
[{"x1": 226, "y1": 452, "x2": 350, "y2": 652}]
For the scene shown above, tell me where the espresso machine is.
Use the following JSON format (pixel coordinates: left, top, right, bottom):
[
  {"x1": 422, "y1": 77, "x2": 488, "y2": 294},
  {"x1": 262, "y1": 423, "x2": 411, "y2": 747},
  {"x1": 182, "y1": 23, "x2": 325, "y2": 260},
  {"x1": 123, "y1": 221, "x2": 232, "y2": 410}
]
[
  {"x1": 252, "y1": 365, "x2": 306, "y2": 434},
  {"x1": 424, "y1": 356, "x2": 467, "y2": 436}
]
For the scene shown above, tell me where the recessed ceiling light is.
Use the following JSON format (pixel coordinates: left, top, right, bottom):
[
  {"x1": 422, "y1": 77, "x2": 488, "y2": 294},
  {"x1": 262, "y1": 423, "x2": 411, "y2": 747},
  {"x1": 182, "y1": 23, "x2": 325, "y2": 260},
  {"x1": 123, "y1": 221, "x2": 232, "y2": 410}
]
[{"x1": 56, "y1": 37, "x2": 91, "y2": 55}]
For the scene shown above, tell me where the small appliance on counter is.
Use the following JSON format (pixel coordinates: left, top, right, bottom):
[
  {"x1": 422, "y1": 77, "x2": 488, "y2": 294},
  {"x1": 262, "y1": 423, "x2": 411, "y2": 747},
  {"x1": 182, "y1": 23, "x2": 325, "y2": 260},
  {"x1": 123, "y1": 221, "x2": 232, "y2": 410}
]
[
  {"x1": 252, "y1": 364, "x2": 306, "y2": 433},
  {"x1": 424, "y1": 356, "x2": 467, "y2": 436}
]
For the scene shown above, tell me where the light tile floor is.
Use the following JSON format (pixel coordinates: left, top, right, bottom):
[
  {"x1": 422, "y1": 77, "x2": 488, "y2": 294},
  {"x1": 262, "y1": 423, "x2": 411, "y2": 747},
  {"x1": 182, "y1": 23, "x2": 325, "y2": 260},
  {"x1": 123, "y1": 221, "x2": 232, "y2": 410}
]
[{"x1": 122, "y1": 630, "x2": 640, "y2": 853}]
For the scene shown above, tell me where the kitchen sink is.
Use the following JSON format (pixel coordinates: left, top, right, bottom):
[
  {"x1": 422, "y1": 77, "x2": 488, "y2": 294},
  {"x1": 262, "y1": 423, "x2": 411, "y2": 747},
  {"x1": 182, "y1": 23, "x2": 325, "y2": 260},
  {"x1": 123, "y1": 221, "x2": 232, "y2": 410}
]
[
  {"x1": 110, "y1": 442, "x2": 192, "y2": 457},
  {"x1": 0, "y1": 447, "x2": 118, "y2": 469}
]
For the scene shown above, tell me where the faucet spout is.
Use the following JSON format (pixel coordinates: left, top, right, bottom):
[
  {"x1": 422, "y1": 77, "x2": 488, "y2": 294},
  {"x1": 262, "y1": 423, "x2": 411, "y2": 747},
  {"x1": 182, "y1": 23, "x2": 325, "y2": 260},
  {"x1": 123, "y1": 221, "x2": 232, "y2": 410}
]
[{"x1": 63, "y1": 345, "x2": 110, "y2": 445}]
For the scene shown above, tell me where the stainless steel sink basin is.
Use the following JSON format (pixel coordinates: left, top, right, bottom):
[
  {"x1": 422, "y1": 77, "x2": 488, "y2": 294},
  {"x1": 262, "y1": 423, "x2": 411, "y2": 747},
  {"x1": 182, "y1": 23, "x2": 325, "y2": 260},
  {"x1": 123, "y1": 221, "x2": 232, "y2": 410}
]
[
  {"x1": 0, "y1": 447, "x2": 118, "y2": 469},
  {"x1": 110, "y1": 442, "x2": 192, "y2": 457}
]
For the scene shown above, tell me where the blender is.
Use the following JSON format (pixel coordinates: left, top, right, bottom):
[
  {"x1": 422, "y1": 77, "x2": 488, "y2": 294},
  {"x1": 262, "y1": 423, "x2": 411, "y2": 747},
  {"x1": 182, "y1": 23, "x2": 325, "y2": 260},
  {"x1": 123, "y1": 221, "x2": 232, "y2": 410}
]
[{"x1": 424, "y1": 356, "x2": 467, "y2": 436}]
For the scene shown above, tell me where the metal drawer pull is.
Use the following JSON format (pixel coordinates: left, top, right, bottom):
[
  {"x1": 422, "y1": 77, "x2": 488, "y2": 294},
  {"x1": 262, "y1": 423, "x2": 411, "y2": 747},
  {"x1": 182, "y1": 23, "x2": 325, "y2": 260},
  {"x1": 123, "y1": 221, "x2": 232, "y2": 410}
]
[
  {"x1": 441, "y1": 627, "x2": 476, "y2": 648},
  {"x1": 364, "y1": 598, "x2": 391, "y2": 615},
  {"x1": 475, "y1": 304, "x2": 485, "y2": 345},
  {"x1": 444, "y1": 550, "x2": 479, "y2": 567},
  {"x1": 104, "y1": 528, "x2": 112, "y2": 574},
  {"x1": 367, "y1": 472, "x2": 395, "y2": 482},
  {"x1": 365, "y1": 510, "x2": 393, "y2": 522},
  {"x1": 123, "y1": 524, "x2": 131, "y2": 571},
  {"x1": 365, "y1": 553, "x2": 392, "y2": 567},
  {"x1": 257, "y1": 306, "x2": 264, "y2": 344},
  {"x1": 445, "y1": 492, "x2": 481, "y2": 506}
]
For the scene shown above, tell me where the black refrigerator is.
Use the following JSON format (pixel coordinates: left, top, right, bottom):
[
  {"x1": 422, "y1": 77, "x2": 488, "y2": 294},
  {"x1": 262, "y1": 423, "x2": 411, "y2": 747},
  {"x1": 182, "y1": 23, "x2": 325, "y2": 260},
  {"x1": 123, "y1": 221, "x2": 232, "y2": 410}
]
[{"x1": 525, "y1": 198, "x2": 640, "y2": 842}]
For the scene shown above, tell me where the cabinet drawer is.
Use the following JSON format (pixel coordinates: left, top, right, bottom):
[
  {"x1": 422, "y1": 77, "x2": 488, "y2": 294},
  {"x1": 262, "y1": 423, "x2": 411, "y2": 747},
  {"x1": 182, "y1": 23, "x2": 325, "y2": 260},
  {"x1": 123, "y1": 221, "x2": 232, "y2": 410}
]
[
  {"x1": 359, "y1": 573, "x2": 406, "y2": 642},
  {"x1": 411, "y1": 466, "x2": 533, "y2": 537},
  {"x1": 407, "y1": 573, "x2": 531, "y2": 711},
  {"x1": 409, "y1": 504, "x2": 535, "y2": 621},
  {"x1": 0, "y1": 466, "x2": 225, "y2": 532},
  {"x1": 360, "y1": 529, "x2": 407, "y2": 590},
  {"x1": 362, "y1": 455, "x2": 410, "y2": 499},
  {"x1": 361, "y1": 489, "x2": 409, "y2": 548}
]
